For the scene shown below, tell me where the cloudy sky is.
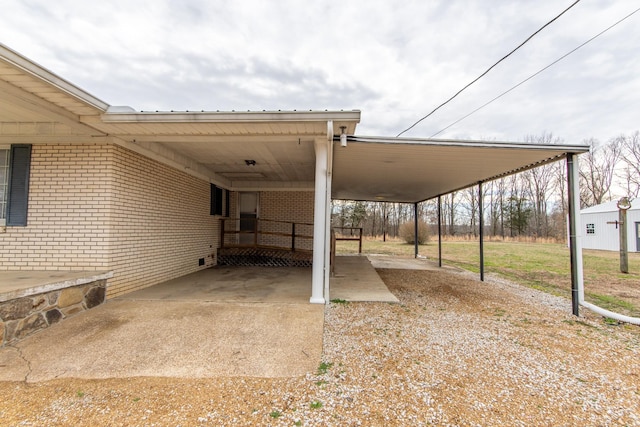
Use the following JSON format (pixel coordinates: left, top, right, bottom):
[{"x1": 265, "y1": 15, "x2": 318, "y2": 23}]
[{"x1": 1, "y1": 0, "x2": 639, "y2": 144}]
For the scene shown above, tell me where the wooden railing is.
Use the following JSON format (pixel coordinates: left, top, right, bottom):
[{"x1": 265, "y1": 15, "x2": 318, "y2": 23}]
[
  {"x1": 219, "y1": 218, "x2": 314, "y2": 252},
  {"x1": 332, "y1": 226, "x2": 363, "y2": 254}
]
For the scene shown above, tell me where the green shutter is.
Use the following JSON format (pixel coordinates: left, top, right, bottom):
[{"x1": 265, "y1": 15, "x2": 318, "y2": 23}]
[{"x1": 7, "y1": 144, "x2": 32, "y2": 226}]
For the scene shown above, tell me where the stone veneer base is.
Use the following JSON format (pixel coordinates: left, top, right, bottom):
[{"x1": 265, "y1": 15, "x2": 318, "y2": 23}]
[{"x1": 0, "y1": 279, "x2": 108, "y2": 347}]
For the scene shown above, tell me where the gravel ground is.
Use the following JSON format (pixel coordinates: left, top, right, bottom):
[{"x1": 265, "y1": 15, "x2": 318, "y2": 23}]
[{"x1": 1, "y1": 268, "x2": 639, "y2": 426}]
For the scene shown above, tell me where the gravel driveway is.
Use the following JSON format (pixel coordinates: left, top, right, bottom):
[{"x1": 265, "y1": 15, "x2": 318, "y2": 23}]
[{"x1": 1, "y1": 268, "x2": 639, "y2": 426}]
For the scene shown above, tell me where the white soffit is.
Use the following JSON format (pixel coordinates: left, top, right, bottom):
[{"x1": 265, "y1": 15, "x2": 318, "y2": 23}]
[
  {"x1": 332, "y1": 136, "x2": 590, "y2": 203},
  {"x1": 0, "y1": 44, "x2": 108, "y2": 116}
]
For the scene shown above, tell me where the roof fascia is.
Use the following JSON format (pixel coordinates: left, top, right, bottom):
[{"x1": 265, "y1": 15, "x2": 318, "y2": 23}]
[
  {"x1": 346, "y1": 135, "x2": 590, "y2": 154},
  {"x1": 0, "y1": 43, "x2": 109, "y2": 112},
  {"x1": 100, "y1": 110, "x2": 361, "y2": 123}
]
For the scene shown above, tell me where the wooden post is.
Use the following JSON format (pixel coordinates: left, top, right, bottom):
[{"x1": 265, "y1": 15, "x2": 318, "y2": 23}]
[
  {"x1": 220, "y1": 218, "x2": 225, "y2": 248},
  {"x1": 253, "y1": 218, "x2": 258, "y2": 246},
  {"x1": 620, "y1": 208, "x2": 628, "y2": 273},
  {"x1": 358, "y1": 227, "x2": 363, "y2": 254},
  {"x1": 291, "y1": 222, "x2": 296, "y2": 252},
  {"x1": 617, "y1": 198, "x2": 632, "y2": 273}
]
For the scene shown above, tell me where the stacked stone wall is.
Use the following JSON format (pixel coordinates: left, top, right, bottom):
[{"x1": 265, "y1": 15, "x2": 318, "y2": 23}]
[{"x1": 0, "y1": 279, "x2": 106, "y2": 347}]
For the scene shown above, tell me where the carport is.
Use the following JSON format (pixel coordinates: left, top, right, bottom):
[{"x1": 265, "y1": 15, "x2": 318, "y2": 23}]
[{"x1": 321, "y1": 134, "x2": 591, "y2": 316}]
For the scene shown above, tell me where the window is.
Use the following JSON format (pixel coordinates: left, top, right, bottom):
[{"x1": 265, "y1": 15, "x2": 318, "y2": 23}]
[
  {"x1": 210, "y1": 184, "x2": 229, "y2": 217},
  {"x1": 0, "y1": 147, "x2": 9, "y2": 225},
  {"x1": 586, "y1": 223, "x2": 595, "y2": 234},
  {"x1": 1, "y1": 144, "x2": 32, "y2": 227}
]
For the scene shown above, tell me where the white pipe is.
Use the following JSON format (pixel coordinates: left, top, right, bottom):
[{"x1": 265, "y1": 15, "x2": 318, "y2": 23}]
[{"x1": 580, "y1": 302, "x2": 640, "y2": 325}]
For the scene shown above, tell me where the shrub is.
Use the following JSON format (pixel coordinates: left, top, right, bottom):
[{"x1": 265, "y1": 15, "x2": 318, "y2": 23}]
[{"x1": 398, "y1": 220, "x2": 430, "y2": 245}]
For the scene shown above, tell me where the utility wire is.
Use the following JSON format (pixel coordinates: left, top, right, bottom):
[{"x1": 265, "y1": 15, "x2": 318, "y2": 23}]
[
  {"x1": 429, "y1": 6, "x2": 640, "y2": 138},
  {"x1": 396, "y1": 0, "x2": 582, "y2": 137}
]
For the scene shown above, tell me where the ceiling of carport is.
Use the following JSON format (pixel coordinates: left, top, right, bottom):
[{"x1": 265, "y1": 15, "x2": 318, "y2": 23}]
[{"x1": 331, "y1": 136, "x2": 589, "y2": 203}]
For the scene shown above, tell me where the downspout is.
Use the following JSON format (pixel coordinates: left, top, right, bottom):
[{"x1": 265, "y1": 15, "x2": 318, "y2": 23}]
[{"x1": 568, "y1": 153, "x2": 640, "y2": 325}]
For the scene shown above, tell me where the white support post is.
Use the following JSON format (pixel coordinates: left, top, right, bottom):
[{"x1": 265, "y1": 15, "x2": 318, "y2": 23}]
[
  {"x1": 311, "y1": 138, "x2": 328, "y2": 304},
  {"x1": 324, "y1": 137, "x2": 334, "y2": 302}
]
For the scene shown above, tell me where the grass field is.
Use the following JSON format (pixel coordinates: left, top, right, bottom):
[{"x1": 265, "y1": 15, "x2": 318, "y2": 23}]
[{"x1": 335, "y1": 237, "x2": 640, "y2": 317}]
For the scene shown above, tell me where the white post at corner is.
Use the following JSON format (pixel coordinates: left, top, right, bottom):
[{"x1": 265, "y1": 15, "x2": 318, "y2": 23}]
[{"x1": 311, "y1": 137, "x2": 328, "y2": 304}]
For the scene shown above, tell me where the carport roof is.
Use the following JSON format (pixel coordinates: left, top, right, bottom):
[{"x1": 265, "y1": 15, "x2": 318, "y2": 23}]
[
  {"x1": 1, "y1": 43, "x2": 590, "y2": 201},
  {"x1": 332, "y1": 136, "x2": 589, "y2": 203}
]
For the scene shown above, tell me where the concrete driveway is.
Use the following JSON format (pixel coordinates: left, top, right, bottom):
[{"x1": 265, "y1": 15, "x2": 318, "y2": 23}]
[
  {"x1": 0, "y1": 267, "x2": 324, "y2": 383},
  {"x1": 0, "y1": 258, "x2": 400, "y2": 383}
]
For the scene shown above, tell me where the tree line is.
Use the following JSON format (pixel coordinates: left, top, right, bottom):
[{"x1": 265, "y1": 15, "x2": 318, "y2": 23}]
[{"x1": 332, "y1": 131, "x2": 640, "y2": 241}]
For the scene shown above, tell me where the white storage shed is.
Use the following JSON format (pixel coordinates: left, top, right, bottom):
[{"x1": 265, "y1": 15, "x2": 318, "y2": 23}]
[{"x1": 580, "y1": 200, "x2": 640, "y2": 252}]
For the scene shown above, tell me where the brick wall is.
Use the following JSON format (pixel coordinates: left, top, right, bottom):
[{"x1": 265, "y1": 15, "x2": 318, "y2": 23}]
[
  {"x1": 223, "y1": 191, "x2": 314, "y2": 251},
  {"x1": 1, "y1": 143, "x2": 220, "y2": 298},
  {"x1": 107, "y1": 145, "x2": 218, "y2": 297},
  {"x1": 0, "y1": 144, "x2": 111, "y2": 270}
]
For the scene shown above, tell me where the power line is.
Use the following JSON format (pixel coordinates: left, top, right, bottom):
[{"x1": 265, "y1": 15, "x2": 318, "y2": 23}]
[
  {"x1": 396, "y1": 0, "x2": 582, "y2": 137},
  {"x1": 429, "y1": 6, "x2": 640, "y2": 138}
]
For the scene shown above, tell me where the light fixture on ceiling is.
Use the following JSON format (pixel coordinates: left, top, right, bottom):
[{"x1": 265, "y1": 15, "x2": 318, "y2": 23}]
[
  {"x1": 244, "y1": 159, "x2": 256, "y2": 166},
  {"x1": 340, "y1": 126, "x2": 347, "y2": 147}
]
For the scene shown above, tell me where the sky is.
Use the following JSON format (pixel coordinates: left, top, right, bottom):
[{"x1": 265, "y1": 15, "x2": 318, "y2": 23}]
[{"x1": 1, "y1": 0, "x2": 639, "y2": 145}]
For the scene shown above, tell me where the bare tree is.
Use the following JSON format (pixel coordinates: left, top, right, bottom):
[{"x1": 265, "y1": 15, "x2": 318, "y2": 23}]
[
  {"x1": 461, "y1": 185, "x2": 479, "y2": 237},
  {"x1": 579, "y1": 137, "x2": 622, "y2": 207},
  {"x1": 619, "y1": 131, "x2": 640, "y2": 199},
  {"x1": 441, "y1": 192, "x2": 459, "y2": 235},
  {"x1": 521, "y1": 133, "x2": 561, "y2": 237}
]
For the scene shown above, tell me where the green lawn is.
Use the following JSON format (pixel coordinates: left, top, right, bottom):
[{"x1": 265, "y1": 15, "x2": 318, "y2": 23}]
[{"x1": 336, "y1": 238, "x2": 640, "y2": 317}]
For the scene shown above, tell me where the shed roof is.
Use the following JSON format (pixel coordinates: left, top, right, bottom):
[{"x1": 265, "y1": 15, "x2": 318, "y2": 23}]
[{"x1": 581, "y1": 200, "x2": 639, "y2": 214}]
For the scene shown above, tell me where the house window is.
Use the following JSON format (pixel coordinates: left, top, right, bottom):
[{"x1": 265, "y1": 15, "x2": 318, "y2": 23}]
[
  {"x1": 0, "y1": 147, "x2": 9, "y2": 225},
  {"x1": 210, "y1": 184, "x2": 229, "y2": 217},
  {"x1": 586, "y1": 223, "x2": 595, "y2": 234},
  {"x1": 1, "y1": 144, "x2": 32, "y2": 227}
]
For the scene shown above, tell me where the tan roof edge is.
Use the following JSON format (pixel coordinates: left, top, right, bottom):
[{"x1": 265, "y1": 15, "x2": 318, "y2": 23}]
[{"x1": 0, "y1": 43, "x2": 110, "y2": 112}]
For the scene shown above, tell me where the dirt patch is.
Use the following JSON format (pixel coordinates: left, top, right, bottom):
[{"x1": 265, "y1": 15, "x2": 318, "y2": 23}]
[{"x1": 1, "y1": 269, "x2": 639, "y2": 426}]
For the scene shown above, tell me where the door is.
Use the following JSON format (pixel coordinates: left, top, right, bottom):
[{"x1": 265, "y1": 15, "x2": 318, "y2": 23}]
[
  {"x1": 636, "y1": 222, "x2": 640, "y2": 252},
  {"x1": 239, "y1": 192, "x2": 258, "y2": 245}
]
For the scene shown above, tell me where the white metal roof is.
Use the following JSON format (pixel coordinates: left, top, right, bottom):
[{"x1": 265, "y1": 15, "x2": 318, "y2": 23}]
[
  {"x1": 332, "y1": 136, "x2": 589, "y2": 203},
  {"x1": 581, "y1": 200, "x2": 639, "y2": 214}
]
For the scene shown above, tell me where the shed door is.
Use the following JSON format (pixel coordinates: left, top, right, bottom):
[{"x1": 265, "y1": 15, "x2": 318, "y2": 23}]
[
  {"x1": 239, "y1": 192, "x2": 258, "y2": 245},
  {"x1": 636, "y1": 222, "x2": 640, "y2": 252}
]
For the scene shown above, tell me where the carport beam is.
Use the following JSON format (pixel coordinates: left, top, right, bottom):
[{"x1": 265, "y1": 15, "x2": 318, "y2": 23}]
[
  {"x1": 479, "y1": 181, "x2": 484, "y2": 282},
  {"x1": 414, "y1": 202, "x2": 419, "y2": 258},
  {"x1": 438, "y1": 195, "x2": 442, "y2": 267},
  {"x1": 567, "y1": 153, "x2": 581, "y2": 316}
]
